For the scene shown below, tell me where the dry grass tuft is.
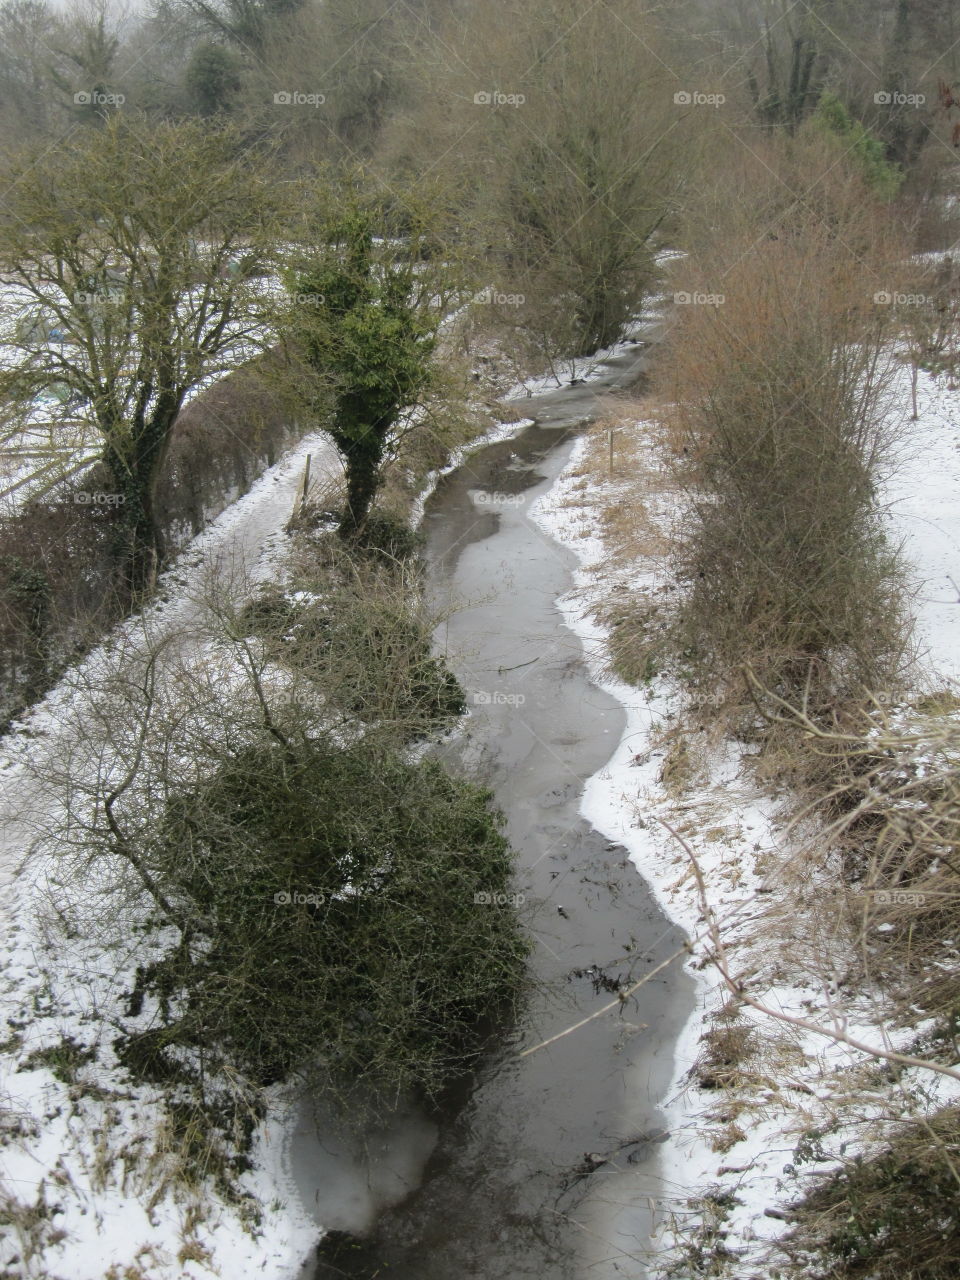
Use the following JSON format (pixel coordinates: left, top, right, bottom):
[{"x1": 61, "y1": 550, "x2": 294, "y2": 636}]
[
  {"x1": 781, "y1": 1106, "x2": 960, "y2": 1279},
  {"x1": 763, "y1": 696, "x2": 960, "y2": 1030},
  {"x1": 695, "y1": 1021, "x2": 758, "y2": 1091}
]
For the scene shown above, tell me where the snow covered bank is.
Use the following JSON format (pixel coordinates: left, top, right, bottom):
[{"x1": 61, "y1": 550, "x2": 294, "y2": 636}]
[
  {"x1": 0, "y1": 428, "x2": 341, "y2": 1280},
  {"x1": 528, "y1": 362, "x2": 960, "y2": 1276},
  {"x1": 529, "y1": 432, "x2": 802, "y2": 1269}
]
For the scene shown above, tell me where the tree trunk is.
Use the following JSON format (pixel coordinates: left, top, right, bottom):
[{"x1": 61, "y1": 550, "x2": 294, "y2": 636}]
[
  {"x1": 104, "y1": 397, "x2": 180, "y2": 600},
  {"x1": 335, "y1": 397, "x2": 390, "y2": 540},
  {"x1": 126, "y1": 499, "x2": 162, "y2": 597},
  {"x1": 338, "y1": 448, "x2": 383, "y2": 538},
  {"x1": 886, "y1": 0, "x2": 915, "y2": 166},
  {"x1": 573, "y1": 281, "x2": 624, "y2": 359}
]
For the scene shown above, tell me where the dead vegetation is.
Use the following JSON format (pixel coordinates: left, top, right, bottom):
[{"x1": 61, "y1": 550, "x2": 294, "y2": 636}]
[
  {"x1": 570, "y1": 398, "x2": 682, "y2": 690},
  {"x1": 571, "y1": 135, "x2": 960, "y2": 1280},
  {"x1": 672, "y1": 692, "x2": 960, "y2": 1279},
  {"x1": 754, "y1": 692, "x2": 960, "y2": 1040},
  {"x1": 657, "y1": 188, "x2": 911, "y2": 724},
  {"x1": 695, "y1": 1019, "x2": 758, "y2": 1092},
  {"x1": 780, "y1": 1106, "x2": 960, "y2": 1279}
]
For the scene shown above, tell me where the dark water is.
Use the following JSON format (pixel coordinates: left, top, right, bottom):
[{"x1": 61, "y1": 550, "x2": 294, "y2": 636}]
[{"x1": 301, "y1": 338, "x2": 694, "y2": 1279}]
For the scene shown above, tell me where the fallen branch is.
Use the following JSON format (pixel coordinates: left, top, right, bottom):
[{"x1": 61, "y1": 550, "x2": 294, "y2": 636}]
[
  {"x1": 519, "y1": 943, "x2": 689, "y2": 1059},
  {"x1": 657, "y1": 816, "x2": 960, "y2": 1087}
]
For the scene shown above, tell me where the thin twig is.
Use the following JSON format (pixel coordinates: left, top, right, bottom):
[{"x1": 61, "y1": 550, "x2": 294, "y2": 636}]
[{"x1": 519, "y1": 944, "x2": 689, "y2": 1059}]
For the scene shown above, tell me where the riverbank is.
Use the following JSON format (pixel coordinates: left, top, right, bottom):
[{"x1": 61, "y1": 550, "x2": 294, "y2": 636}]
[
  {"x1": 531, "y1": 364, "x2": 960, "y2": 1276},
  {"x1": 0, "y1": 425, "x2": 341, "y2": 1279}
]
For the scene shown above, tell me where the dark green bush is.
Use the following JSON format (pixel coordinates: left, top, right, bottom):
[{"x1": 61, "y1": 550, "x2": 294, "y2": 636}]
[
  {"x1": 235, "y1": 555, "x2": 465, "y2": 731},
  {"x1": 118, "y1": 738, "x2": 528, "y2": 1109}
]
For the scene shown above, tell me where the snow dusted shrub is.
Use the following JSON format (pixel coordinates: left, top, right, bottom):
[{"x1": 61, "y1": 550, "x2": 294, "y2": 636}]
[
  {"x1": 37, "y1": 539, "x2": 525, "y2": 1130},
  {"x1": 781, "y1": 1105, "x2": 960, "y2": 1280},
  {"x1": 236, "y1": 534, "x2": 466, "y2": 731},
  {"x1": 123, "y1": 738, "x2": 528, "y2": 1107}
]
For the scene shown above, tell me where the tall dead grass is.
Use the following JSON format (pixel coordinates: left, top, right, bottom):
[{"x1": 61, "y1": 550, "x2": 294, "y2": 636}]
[{"x1": 655, "y1": 134, "x2": 914, "y2": 721}]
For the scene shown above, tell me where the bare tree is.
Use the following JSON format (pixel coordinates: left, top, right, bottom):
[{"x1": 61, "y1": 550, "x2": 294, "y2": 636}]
[{"x1": 0, "y1": 115, "x2": 286, "y2": 595}]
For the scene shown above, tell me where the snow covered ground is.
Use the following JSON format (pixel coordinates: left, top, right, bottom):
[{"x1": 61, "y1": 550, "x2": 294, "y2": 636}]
[
  {"x1": 529, "y1": 359, "x2": 960, "y2": 1276},
  {"x1": 0, "y1": 427, "x2": 341, "y2": 1280},
  {"x1": 883, "y1": 362, "x2": 960, "y2": 683}
]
